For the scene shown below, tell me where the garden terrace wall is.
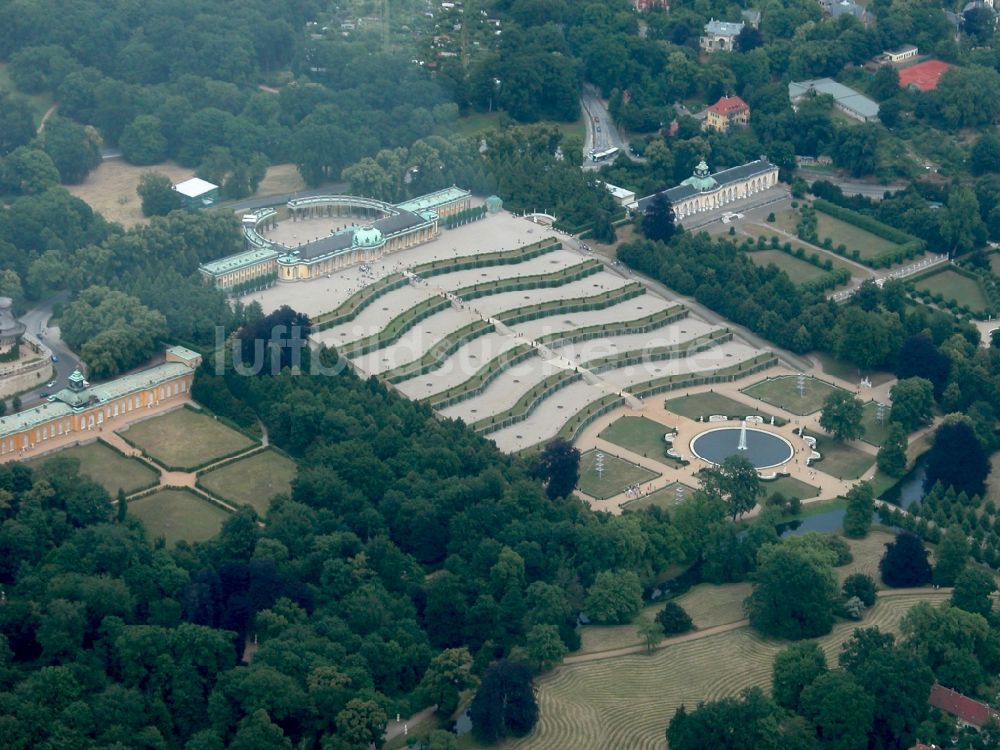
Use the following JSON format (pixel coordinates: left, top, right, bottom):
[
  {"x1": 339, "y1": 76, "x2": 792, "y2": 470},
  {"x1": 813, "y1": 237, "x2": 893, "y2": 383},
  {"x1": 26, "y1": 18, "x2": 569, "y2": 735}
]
[
  {"x1": 425, "y1": 344, "x2": 538, "y2": 409},
  {"x1": 495, "y1": 282, "x2": 645, "y2": 326},
  {"x1": 631, "y1": 353, "x2": 780, "y2": 399},
  {"x1": 536, "y1": 305, "x2": 689, "y2": 348},
  {"x1": 586, "y1": 330, "x2": 734, "y2": 375},
  {"x1": 382, "y1": 320, "x2": 496, "y2": 383},
  {"x1": 314, "y1": 273, "x2": 408, "y2": 330},
  {"x1": 472, "y1": 370, "x2": 584, "y2": 434},
  {"x1": 340, "y1": 260, "x2": 602, "y2": 357},
  {"x1": 411, "y1": 238, "x2": 561, "y2": 278}
]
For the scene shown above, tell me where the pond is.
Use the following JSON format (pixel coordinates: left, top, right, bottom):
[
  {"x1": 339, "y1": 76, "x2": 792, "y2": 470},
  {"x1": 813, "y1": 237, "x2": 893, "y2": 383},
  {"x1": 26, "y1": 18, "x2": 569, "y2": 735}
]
[
  {"x1": 879, "y1": 455, "x2": 928, "y2": 510},
  {"x1": 777, "y1": 507, "x2": 847, "y2": 536}
]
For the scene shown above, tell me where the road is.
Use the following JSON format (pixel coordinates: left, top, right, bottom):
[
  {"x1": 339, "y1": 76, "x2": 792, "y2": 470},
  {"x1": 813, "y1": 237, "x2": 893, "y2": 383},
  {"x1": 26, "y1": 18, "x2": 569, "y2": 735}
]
[
  {"x1": 13, "y1": 292, "x2": 80, "y2": 409},
  {"x1": 580, "y1": 85, "x2": 634, "y2": 170},
  {"x1": 797, "y1": 168, "x2": 907, "y2": 200}
]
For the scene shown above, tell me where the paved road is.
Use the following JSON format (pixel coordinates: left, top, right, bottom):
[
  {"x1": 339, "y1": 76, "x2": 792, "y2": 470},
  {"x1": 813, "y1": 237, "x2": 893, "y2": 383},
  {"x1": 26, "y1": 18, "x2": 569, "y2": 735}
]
[
  {"x1": 797, "y1": 168, "x2": 907, "y2": 200},
  {"x1": 14, "y1": 292, "x2": 80, "y2": 409},
  {"x1": 580, "y1": 85, "x2": 634, "y2": 170}
]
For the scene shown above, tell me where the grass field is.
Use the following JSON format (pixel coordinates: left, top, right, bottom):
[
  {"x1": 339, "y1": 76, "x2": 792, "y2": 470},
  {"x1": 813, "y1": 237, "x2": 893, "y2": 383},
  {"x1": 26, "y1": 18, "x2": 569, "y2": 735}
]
[
  {"x1": 118, "y1": 408, "x2": 255, "y2": 470},
  {"x1": 990, "y1": 252, "x2": 1000, "y2": 277},
  {"x1": 745, "y1": 249, "x2": 828, "y2": 285},
  {"x1": 598, "y1": 416, "x2": 676, "y2": 460},
  {"x1": 621, "y1": 482, "x2": 696, "y2": 512},
  {"x1": 66, "y1": 160, "x2": 305, "y2": 228},
  {"x1": 199, "y1": 449, "x2": 297, "y2": 515},
  {"x1": 128, "y1": 489, "x2": 229, "y2": 546},
  {"x1": 815, "y1": 211, "x2": 901, "y2": 259},
  {"x1": 762, "y1": 475, "x2": 819, "y2": 500},
  {"x1": 859, "y1": 400, "x2": 891, "y2": 446},
  {"x1": 742, "y1": 224, "x2": 865, "y2": 279},
  {"x1": 742, "y1": 375, "x2": 846, "y2": 416},
  {"x1": 576, "y1": 450, "x2": 660, "y2": 500},
  {"x1": 508, "y1": 590, "x2": 948, "y2": 750},
  {"x1": 28, "y1": 440, "x2": 159, "y2": 496},
  {"x1": 664, "y1": 391, "x2": 775, "y2": 422},
  {"x1": 813, "y1": 437, "x2": 875, "y2": 480},
  {"x1": 914, "y1": 269, "x2": 990, "y2": 314},
  {"x1": 812, "y1": 351, "x2": 894, "y2": 386}
]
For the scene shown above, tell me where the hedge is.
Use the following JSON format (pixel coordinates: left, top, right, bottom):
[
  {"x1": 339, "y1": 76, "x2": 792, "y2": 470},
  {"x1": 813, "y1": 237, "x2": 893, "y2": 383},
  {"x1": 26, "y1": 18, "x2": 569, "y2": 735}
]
[
  {"x1": 472, "y1": 370, "x2": 583, "y2": 434},
  {"x1": 495, "y1": 282, "x2": 645, "y2": 326},
  {"x1": 382, "y1": 320, "x2": 495, "y2": 383},
  {"x1": 812, "y1": 199, "x2": 925, "y2": 268},
  {"x1": 536, "y1": 305, "x2": 689, "y2": 348},
  {"x1": 425, "y1": 344, "x2": 538, "y2": 409}
]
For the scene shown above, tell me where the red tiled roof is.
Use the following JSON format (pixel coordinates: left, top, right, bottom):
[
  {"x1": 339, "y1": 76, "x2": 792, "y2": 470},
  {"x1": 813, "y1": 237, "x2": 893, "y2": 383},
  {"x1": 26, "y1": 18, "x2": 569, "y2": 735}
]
[
  {"x1": 928, "y1": 684, "x2": 1000, "y2": 728},
  {"x1": 898, "y1": 60, "x2": 953, "y2": 92},
  {"x1": 707, "y1": 95, "x2": 749, "y2": 115}
]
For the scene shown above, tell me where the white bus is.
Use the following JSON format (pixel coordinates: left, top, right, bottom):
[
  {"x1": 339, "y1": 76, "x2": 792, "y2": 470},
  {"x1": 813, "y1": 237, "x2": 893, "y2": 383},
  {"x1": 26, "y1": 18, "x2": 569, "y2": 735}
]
[{"x1": 591, "y1": 147, "x2": 619, "y2": 162}]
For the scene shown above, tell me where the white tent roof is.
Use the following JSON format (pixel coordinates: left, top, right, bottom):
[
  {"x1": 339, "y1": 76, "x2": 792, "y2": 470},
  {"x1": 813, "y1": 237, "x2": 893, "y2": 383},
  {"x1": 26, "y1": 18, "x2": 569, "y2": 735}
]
[{"x1": 173, "y1": 177, "x2": 219, "y2": 198}]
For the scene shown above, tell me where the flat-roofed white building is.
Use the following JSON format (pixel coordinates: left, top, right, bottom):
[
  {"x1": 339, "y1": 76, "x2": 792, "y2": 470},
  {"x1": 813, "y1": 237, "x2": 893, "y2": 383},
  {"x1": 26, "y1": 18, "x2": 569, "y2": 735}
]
[{"x1": 172, "y1": 177, "x2": 220, "y2": 208}]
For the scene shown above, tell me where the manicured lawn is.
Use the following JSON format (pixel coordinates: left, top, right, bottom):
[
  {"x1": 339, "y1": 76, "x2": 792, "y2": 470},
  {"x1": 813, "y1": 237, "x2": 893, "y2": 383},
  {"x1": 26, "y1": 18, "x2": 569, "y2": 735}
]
[
  {"x1": 914, "y1": 269, "x2": 990, "y2": 314},
  {"x1": 621, "y1": 481, "x2": 696, "y2": 512},
  {"x1": 762, "y1": 475, "x2": 820, "y2": 501},
  {"x1": 28, "y1": 440, "x2": 159, "y2": 495},
  {"x1": 199, "y1": 449, "x2": 297, "y2": 515},
  {"x1": 771, "y1": 208, "x2": 802, "y2": 236},
  {"x1": 128, "y1": 489, "x2": 229, "y2": 547},
  {"x1": 812, "y1": 351, "x2": 894, "y2": 385},
  {"x1": 989, "y1": 252, "x2": 1000, "y2": 277},
  {"x1": 506, "y1": 591, "x2": 948, "y2": 750},
  {"x1": 859, "y1": 400, "x2": 891, "y2": 446},
  {"x1": 815, "y1": 211, "x2": 901, "y2": 259},
  {"x1": 576, "y1": 449, "x2": 660, "y2": 500},
  {"x1": 745, "y1": 249, "x2": 828, "y2": 286},
  {"x1": 813, "y1": 437, "x2": 875, "y2": 480},
  {"x1": 742, "y1": 375, "x2": 847, "y2": 416},
  {"x1": 598, "y1": 416, "x2": 676, "y2": 460},
  {"x1": 743, "y1": 224, "x2": 863, "y2": 278},
  {"x1": 118, "y1": 408, "x2": 255, "y2": 470},
  {"x1": 664, "y1": 391, "x2": 776, "y2": 422}
]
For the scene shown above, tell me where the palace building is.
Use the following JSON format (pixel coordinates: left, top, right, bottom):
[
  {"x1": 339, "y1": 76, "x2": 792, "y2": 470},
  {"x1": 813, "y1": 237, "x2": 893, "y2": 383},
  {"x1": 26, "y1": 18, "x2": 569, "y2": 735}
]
[
  {"x1": 0, "y1": 346, "x2": 201, "y2": 457},
  {"x1": 634, "y1": 159, "x2": 780, "y2": 221},
  {"x1": 199, "y1": 187, "x2": 472, "y2": 289}
]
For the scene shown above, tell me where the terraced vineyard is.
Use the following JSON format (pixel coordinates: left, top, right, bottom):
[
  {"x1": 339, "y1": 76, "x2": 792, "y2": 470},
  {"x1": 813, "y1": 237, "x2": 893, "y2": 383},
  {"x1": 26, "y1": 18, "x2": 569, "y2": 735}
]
[
  {"x1": 504, "y1": 591, "x2": 949, "y2": 750},
  {"x1": 304, "y1": 227, "x2": 778, "y2": 453}
]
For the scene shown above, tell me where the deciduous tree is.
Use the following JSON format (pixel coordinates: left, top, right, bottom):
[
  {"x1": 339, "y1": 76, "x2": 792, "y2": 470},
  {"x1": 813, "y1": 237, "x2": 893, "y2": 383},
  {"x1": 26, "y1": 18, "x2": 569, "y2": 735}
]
[
  {"x1": 469, "y1": 660, "x2": 538, "y2": 743},
  {"x1": 880, "y1": 532, "x2": 932, "y2": 587},
  {"x1": 819, "y1": 390, "x2": 864, "y2": 441},
  {"x1": 772, "y1": 641, "x2": 827, "y2": 711}
]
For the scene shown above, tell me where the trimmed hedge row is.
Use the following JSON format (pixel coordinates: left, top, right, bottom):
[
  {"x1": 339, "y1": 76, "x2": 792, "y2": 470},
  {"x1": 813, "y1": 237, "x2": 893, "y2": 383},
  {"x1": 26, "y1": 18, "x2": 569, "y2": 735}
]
[
  {"x1": 340, "y1": 297, "x2": 450, "y2": 357},
  {"x1": 442, "y1": 205, "x2": 487, "y2": 228},
  {"x1": 382, "y1": 320, "x2": 495, "y2": 383},
  {"x1": 314, "y1": 239, "x2": 562, "y2": 331},
  {"x1": 536, "y1": 305, "x2": 689, "y2": 348},
  {"x1": 495, "y1": 282, "x2": 645, "y2": 326},
  {"x1": 453, "y1": 259, "x2": 603, "y2": 302},
  {"x1": 632, "y1": 353, "x2": 779, "y2": 400},
  {"x1": 812, "y1": 199, "x2": 925, "y2": 269},
  {"x1": 411, "y1": 238, "x2": 561, "y2": 278},
  {"x1": 585, "y1": 330, "x2": 734, "y2": 375},
  {"x1": 741, "y1": 234, "x2": 851, "y2": 292},
  {"x1": 313, "y1": 273, "x2": 408, "y2": 331},
  {"x1": 426, "y1": 344, "x2": 538, "y2": 409},
  {"x1": 907, "y1": 264, "x2": 998, "y2": 319},
  {"x1": 472, "y1": 369, "x2": 583, "y2": 434},
  {"x1": 340, "y1": 260, "x2": 601, "y2": 357}
]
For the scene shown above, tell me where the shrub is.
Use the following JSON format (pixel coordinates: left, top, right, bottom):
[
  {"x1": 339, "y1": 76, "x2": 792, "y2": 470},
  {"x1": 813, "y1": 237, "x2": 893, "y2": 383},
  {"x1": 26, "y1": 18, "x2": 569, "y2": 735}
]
[
  {"x1": 767, "y1": 212, "x2": 776, "y2": 222},
  {"x1": 656, "y1": 601, "x2": 694, "y2": 634}
]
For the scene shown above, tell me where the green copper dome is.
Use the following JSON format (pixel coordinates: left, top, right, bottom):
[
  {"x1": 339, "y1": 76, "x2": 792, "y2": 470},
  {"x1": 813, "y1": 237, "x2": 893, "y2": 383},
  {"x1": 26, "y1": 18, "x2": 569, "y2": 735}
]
[
  {"x1": 681, "y1": 160, "x2": 718, "y2": 192},
  {"x1": 352, "y1": 225, "x2": 385, "y2": 248}
]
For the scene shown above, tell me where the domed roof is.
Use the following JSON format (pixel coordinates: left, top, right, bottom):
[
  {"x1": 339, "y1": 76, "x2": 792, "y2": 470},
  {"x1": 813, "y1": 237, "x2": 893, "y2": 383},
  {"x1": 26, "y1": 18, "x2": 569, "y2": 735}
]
[
  {"x1": 352, "y1": 225, "x2": 384, "y2": 248},
  {"x1": 680, "y1": 159, "x2": 718, "y2": 192}
]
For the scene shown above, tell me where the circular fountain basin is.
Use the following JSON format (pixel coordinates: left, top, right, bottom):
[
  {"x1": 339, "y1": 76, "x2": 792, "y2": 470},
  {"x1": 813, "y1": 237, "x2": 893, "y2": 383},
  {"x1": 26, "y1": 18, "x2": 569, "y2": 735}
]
[{"x1": 690, "y1": 427, "x2": 794, "y2": 470}]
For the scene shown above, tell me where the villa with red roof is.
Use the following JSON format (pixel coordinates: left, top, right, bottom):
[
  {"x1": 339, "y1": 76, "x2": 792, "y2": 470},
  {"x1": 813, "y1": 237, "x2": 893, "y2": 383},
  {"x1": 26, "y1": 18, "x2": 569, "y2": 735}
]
[
  {"x1": 928, "y1": 684, "x2": 1000, "y2": 729},
  {"x1": 899, "y1": 60, "x2": 953, "y2": 92},
  {"x1": 704, "y1": 95, "x2": 750, "y2": 132}
]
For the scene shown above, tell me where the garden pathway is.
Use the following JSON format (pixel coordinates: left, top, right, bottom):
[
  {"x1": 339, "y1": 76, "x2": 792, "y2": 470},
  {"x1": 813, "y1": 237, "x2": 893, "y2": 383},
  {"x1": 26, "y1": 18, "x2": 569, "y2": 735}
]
[
  {"x1": 564, "y1": 586, "x2": 948, "y2": 665},
  {"x1": 573, "y1": 360, "x2": 902, "y2": 514}
]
